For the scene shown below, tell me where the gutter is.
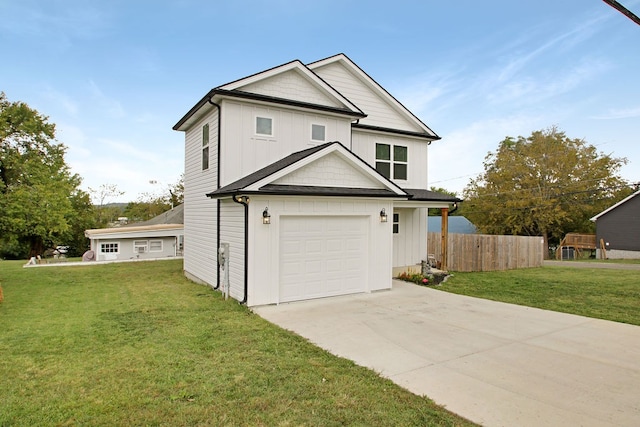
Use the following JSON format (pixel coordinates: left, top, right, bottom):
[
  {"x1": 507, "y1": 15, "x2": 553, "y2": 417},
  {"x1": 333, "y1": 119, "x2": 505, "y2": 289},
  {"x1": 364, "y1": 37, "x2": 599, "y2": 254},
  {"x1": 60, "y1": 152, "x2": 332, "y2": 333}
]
[
  {"x1": 231, "y1": 194, "x2": 249, "y2": 305},
  {"x1": 208, "y1": 98, "x2": 222, "y2": 290}
]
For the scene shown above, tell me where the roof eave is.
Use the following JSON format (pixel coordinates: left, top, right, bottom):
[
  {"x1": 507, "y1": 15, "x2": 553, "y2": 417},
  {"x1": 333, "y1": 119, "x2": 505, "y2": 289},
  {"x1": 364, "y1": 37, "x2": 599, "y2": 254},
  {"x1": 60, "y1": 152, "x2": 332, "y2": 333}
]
[{"x1": 174, "y1": 89, "x2": 367, "y2": 132}]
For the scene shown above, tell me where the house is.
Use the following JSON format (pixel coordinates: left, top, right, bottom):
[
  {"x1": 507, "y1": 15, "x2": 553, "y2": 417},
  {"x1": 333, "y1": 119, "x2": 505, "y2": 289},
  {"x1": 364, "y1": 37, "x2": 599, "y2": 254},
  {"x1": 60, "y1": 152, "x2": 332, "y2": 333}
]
[
  {"x1": 428, "y1": 216, "x2": 477, "y2": 234},
  {"x1": 590, "y1": 190, "x2": 640, "y2": 259},
  {"x1": 173, "y1": 53, "x2": 460, "y2": 306},
  {"x1": 84, "y1": 204, "x2": 184, "y2": 261}
]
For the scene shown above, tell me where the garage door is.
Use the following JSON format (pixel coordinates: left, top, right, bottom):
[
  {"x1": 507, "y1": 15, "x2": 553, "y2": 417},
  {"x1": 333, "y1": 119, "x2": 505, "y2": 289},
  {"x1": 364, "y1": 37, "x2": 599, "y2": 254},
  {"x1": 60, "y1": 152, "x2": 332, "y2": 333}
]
[{"x1": 280, "y1": 216, "x2": 368, "y2": 303}]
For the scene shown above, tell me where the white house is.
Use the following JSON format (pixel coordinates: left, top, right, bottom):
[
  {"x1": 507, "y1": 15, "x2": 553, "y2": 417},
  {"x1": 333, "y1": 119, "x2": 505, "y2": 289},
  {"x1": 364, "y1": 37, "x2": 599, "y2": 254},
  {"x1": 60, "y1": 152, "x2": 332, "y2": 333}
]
[
  {"x1": 85, "y1": 204, "x2": 184, "y2": 262},
  {"x1": 173, "y1": 53, "x2": 459, "y2": 306}
]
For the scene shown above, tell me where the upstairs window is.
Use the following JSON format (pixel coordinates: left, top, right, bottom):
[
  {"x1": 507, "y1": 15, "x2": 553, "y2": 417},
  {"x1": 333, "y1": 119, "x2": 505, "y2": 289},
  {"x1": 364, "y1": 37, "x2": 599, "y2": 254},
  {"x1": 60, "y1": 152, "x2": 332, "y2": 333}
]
[
  {"x1": 202, "y1": 123, "x2": 210, "y2": 170},
  {"x1": 256, "y1": 116, "x2": 273, "y2": 137},
  {"x1": 375, "y1": 143, "x2": 407, "y2": 180},
  {"x1": 311, "y1": 124, "x2": 326, "y2": 142}
]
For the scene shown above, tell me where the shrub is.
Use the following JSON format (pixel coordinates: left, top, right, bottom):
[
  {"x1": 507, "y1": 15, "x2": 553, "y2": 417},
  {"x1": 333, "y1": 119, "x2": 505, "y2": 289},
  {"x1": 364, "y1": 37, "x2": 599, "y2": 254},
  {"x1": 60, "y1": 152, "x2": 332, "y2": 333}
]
[{"x1": 396, "y1": 272, "x2": 433, "y2": 286}]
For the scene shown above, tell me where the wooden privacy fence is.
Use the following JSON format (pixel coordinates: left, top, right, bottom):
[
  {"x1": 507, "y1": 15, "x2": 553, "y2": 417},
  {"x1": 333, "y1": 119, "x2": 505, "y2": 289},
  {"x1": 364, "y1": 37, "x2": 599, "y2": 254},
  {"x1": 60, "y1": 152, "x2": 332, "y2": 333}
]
[{"x1": 427, "y1": 232, "x2": 544, "y2": 272}]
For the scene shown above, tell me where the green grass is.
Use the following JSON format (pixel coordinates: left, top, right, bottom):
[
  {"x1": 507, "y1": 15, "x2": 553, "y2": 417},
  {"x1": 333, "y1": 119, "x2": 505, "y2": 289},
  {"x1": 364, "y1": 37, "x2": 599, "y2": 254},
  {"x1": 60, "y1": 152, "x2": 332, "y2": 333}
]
[
  {"x1": 0, "y1": 259, "x2": 473, "y2": 426},
  {"x1": 438, "y1": 267, "x2": 640, "y2": 326}
]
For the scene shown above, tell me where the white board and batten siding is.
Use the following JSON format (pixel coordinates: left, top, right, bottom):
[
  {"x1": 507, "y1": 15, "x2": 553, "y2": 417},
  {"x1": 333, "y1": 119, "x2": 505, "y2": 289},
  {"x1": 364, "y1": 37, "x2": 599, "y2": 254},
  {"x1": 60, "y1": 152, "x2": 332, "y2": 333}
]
[
  {"x1": 219, "y1": 199, "x2": 246, "y2": 301},
  {"x1": 183, "y1": 110, "x2": 218, "y2": 286},
  {"x1": 392, "y1": 208, "x2": 428, "y2": 275},
  {"x1": 219, "y1": 100, "x2": 352, "y2": 187},
  {"x1": 249, "y1": 197, "x2": 394, "y2": 306}
]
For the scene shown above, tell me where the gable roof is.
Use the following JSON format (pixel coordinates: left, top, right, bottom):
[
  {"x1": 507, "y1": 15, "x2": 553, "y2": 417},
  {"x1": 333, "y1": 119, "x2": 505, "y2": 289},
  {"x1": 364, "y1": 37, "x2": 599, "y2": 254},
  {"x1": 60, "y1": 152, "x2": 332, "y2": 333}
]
[
  {"x1": 590, "y1": 190, "x2": 640, "y2": 221},
  {"x1": 127, "y1": 203, "x2": 184, "y2": 226},
  {"x1": 207, "y1": 141, "x2": 407, "y2": 199},
  {"x1": 307, "y1": 53, "x2": 440, "y2": 140},
  {"x1": 206, "y1": 141, "x2": 460, "y2": 204},
  {"x1": 173, "y1": 59, "x2": 366, "y2": 131}
]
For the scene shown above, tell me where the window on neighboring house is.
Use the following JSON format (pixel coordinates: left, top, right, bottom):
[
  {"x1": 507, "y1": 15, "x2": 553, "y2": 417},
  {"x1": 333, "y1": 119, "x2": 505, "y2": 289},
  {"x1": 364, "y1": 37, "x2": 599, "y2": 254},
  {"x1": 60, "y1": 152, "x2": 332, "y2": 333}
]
[
  {"x1": 375, "y1": 143, "x2": 408, "y2": 180},
  {"x1": 202, "y1": 123, "x2": 210, "y2": 170},
  {"x1": 149, "y1": 240, "x2": 163, "y2": 252},
  {"x1": 100, "y1": 242, "x2": 119, "y2": 253},
  {"x1": 256, "y1": 116, "x2": 273, "y2": 136},
  {"x1": 311, "y1": 124, "x2": 326, "y2": 142},
  {"x1": 134, "y1": 240, "x2": 148, "y2": 254},
  {"x1": 393, "y1": 213, "x2": 400, "y2": 234}
]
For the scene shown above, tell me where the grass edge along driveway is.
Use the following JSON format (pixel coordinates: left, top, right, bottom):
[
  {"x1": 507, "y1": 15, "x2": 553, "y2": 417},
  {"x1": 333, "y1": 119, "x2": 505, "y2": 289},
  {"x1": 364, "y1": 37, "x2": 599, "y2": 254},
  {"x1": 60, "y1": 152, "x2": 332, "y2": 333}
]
[
  {"x1": 437, "y1": 266, "x2": 640, "y2": 326},
  {"x1": 0, "y1": 259, "x2": 474, "y2": 427}
]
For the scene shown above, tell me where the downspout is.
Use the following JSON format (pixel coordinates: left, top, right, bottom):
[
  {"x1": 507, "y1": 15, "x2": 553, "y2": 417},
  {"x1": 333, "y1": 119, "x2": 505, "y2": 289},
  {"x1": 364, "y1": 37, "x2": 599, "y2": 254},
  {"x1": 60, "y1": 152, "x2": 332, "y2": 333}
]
[
  {"x1": 232, "y1": 194, "x2": 249, "y2": 305},
  {"x1": 208, "y1": 99, "x2": 222, "y2": 290}
]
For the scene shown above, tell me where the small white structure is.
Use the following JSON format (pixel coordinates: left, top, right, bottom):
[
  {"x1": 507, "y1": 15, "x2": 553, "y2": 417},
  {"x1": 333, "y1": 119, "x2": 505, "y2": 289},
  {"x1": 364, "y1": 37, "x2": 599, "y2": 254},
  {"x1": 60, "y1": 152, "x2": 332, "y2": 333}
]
[
  {"x1": 85, "y1": 224, "x2": 183, "y2": 261},
  {"x1": 174, "y1": 54, "x2": 459, "y2": 306}
]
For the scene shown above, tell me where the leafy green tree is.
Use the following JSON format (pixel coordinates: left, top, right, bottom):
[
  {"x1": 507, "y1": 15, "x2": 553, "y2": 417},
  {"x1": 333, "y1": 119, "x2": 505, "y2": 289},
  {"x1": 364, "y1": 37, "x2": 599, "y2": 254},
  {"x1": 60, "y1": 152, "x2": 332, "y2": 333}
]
[
  {"x1": 0, "y1": 92, "x2": 91, "y2": 258},
  {"x1": 462, "y1": 126, "x2": 631, "y2": 256}
]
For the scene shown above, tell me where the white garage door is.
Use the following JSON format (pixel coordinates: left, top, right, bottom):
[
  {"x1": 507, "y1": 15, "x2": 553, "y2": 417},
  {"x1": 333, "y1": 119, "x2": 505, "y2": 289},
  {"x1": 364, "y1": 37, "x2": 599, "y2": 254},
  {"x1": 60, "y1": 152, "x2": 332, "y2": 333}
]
[{"x1": 280, "y1": 216, "x2": 369, "y2": 303}]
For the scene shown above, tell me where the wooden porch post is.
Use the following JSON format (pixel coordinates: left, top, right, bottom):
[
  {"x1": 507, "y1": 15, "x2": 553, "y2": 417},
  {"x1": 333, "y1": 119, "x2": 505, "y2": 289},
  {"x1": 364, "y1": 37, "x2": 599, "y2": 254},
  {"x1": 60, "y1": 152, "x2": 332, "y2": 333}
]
[{"x1": 441, "y1": 207, "x2": 449, "y2": 271}]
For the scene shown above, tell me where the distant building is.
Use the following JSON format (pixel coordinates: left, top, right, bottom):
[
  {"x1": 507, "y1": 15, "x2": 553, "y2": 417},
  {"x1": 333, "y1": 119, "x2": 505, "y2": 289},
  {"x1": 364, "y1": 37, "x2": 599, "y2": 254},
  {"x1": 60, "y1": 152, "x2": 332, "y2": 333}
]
[
  {"x1": 428, "y1": 216, "x2": 477, "y2": 234},
  {"x1": 84, "y1": 204, "x2": 183, "y2": 262},
  {"x1": 591, "y1": 190, "x2": 640, "y2": 259}
]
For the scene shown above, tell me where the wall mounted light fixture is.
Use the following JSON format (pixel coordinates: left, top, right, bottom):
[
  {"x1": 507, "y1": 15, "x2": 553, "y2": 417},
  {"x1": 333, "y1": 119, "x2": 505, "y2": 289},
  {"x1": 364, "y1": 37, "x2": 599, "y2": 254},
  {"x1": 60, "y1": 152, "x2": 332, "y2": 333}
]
[
  {"x1": 262, "y1": 207, "x2": 271, "y2": 225},
  {"x1": 380, "y1": 208, "x2": 388, "y2": 223}
]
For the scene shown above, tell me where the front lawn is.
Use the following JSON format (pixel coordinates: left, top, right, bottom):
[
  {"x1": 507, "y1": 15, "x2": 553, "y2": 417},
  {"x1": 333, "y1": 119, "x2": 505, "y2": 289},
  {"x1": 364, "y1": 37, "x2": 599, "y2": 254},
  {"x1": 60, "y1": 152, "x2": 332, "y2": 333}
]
[
  {"x1": 0, "y1": 259, "x2": 473, "y2": 426},
  {"x1": 438, "y1": 267, "x2": 640, "y2": 326}
]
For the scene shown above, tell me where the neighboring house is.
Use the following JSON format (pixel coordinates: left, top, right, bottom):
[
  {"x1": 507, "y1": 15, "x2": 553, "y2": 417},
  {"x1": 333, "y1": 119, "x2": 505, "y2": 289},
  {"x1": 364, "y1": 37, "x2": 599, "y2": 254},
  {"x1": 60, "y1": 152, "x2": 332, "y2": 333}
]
[
  {"x1": 590, "y1": 190, "x2": 640, "y2": 259},
  {"x1": 85, "y1": 204, "x2": 184, "y2": 261},
  {"x1": 173, "y1": 53, "x2": 459, "y2": 306},
  {"x1": 428, "y1": 216, "x2": 477, "y2": 234}
]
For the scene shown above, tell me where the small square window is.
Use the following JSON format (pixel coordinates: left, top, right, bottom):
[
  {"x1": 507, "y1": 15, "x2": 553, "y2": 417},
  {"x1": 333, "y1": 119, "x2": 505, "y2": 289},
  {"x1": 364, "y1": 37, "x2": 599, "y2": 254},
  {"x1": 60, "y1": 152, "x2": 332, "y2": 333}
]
[
  {"x1": 394, "y1": 146, "x2": 407, "y2": 162},
  {"x1": 256, "y1": 117, "x2": 273, "y2": 136},
  {"x1": 149, "y1": 240, "x2": 163, "y2": 252},
  {"x1": 394, "y1": 163, "x2": 407, "y2": 180},
  {"x1": 376, "y1": 162, "x2": 391, "y2": 179},
  {"x1": 311, "y1": 124, "x2": 326, "y2": 142},
  {"x1": 376, "y1": 143, "x2": 391, "y2": 161}
]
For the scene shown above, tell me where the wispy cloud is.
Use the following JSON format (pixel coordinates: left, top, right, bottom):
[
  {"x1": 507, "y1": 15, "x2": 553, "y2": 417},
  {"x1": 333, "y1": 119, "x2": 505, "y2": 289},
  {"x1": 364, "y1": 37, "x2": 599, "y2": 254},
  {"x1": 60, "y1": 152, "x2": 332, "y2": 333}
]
[
  {"x1": 0, "y1": 2, "x2": 110, "y2": 41},
  {"x1": 592, "y1": 106, "x2": 640, "y2": 120}
]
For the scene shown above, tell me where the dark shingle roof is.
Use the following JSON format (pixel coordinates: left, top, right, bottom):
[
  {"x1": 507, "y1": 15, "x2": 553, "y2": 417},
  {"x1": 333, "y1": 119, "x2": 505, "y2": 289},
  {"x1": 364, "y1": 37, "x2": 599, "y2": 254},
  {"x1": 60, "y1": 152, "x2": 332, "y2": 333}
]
[
  {"x1": 206, "y1": 142, "x2": 462, "y2": 203},
  {"x1": 207, "y1": 142, "x2": 336, "y2": 198},
  {"x1": 127, "y1": 203, "x2": 184, "y2": 226},
  {"x1": 405, "y1": 189, "x2": 462, "y2": 202}
]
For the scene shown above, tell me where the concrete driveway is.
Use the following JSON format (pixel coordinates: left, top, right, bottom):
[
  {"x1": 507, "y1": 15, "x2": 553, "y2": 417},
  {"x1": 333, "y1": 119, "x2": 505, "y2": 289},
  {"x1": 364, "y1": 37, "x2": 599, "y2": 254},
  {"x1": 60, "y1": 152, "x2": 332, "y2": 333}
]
[{"x1": 253, "y1": 280, "x2": 640, "y2": 427}]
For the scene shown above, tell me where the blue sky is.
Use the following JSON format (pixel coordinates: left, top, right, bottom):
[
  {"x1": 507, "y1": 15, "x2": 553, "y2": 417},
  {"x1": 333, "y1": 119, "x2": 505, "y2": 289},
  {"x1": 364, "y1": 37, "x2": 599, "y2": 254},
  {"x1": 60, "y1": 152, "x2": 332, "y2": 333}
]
[{"x1": 2, "y1": 0, "x2": 639, "y2": 203}]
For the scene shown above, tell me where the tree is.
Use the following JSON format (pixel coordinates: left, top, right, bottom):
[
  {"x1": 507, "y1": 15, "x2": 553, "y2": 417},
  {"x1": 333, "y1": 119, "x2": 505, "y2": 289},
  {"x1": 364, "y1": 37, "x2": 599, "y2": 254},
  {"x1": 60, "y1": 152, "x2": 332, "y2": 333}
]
[
  {"x1": 124, "y1": 175, "x2": 184, "y2": 223},
  {"x1": 89, "y1": 183, "x2": 124, "y2": 227},
  {"x1": 462, "y1": 126, "x2": 631, "y2": 256},
  {"x1": 0, "y1": 92, "x2": 91, "y2": 258}
]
